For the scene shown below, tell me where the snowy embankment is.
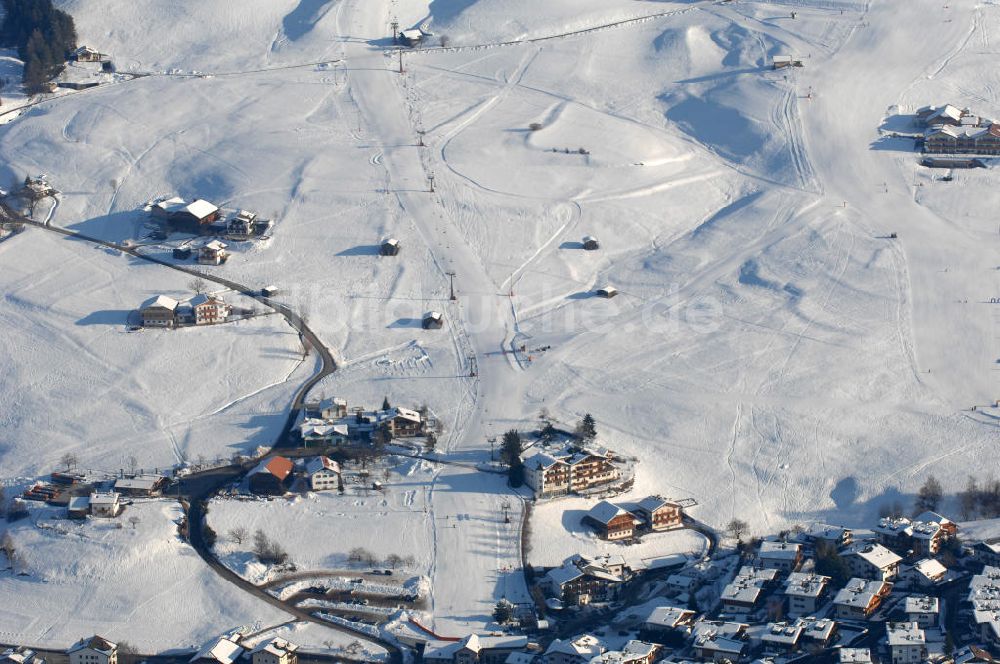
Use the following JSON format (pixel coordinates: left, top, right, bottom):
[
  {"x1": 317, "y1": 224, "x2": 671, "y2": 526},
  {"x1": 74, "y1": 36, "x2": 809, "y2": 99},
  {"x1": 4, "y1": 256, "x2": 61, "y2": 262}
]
[{"x1": 0, "y1": 501, "x2": 288, "y2": 651}]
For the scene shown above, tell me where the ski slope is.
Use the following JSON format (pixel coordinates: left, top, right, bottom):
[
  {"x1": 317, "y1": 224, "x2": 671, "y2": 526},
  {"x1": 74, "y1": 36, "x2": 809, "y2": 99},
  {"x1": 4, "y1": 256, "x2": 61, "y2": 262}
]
[{"x1": 0, "y1": 0, "x2": 997, "y2": 648}]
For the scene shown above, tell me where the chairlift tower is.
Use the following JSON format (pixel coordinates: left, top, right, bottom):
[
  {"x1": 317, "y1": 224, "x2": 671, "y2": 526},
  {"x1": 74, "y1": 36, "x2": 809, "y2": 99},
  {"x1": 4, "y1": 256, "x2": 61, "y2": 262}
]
[{"x1": 446, "y1": 270, "x2": 456, "y2": 300}]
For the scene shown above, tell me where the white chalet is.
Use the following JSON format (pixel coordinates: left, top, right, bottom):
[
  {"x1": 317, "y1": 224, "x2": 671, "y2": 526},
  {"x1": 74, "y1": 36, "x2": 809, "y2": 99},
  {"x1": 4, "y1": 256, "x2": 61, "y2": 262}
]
[
  {"x1": 833, "y1": 578, "x2": 893, "y2": 620},
  {"x1": 844, "y1": 542, "x2": 902, "y2": 581},
  {"x1": 783, "y1": 572, "x2": 830, "y2": 617},
  {"x1": 904, "y1": 595, "x2": 939, "y2": 628},
  {"x1": 544, "y1": 635, "x2": 604, "y2": 664},
  {"x1": 69, "y1": 637, "x2": 117, "y2": 664},
  {"x1": 250, "y1": 639, "x2": 299, "y2": 664},
  {"x1": 89, "y1": 491, "x2": 121, "y2": 518},
  {"x1": 758, "y1": 540, "x2": 802, "y2": 572},
  {"x1": 304, "y1": 456, "x2": 341, "y2": 491},
  {"x1": 886, "y1": 622, "x2": 925, "y2": 664}
]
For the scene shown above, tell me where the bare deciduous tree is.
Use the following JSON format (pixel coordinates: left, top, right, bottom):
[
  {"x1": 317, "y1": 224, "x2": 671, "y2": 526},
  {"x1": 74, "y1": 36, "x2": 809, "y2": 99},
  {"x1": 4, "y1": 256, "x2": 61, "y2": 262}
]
[
  {"x1": 188, "y1": 277, "x2": 207, "y2": 294},
  {"x1": 60, "y1": 452, "x2": 78, "y2": 471},
  {"x1": 128, "y1": 515, "x2": 140, "y2": 530},
  {"x1": 228, "y1": 526, "x2": 249, "y2": 545}
]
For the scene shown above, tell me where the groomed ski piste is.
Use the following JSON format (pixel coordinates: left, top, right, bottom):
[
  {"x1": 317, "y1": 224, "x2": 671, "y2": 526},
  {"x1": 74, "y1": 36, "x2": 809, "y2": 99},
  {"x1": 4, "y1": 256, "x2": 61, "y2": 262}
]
[{"x1": 1, "y1": 0, "x2": 998, "y2": 651}]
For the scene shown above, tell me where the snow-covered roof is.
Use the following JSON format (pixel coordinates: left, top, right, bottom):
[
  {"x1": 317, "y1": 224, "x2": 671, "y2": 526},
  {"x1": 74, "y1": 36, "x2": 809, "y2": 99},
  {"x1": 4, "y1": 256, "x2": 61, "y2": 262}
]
[
  {"x1": 68, "y1": 496, "x2": 91, "y2": 511},
  {"x1": 886, "y1": 621, "x2": 924, "y2": 647},
  {"x1": 544, "y1": 635, "x2": 603, "y2": 658},
  {"x1": 204, "y1": 240, "x2": 228, "y2": 251},
  {"x1": 904, "y1": 594, "x2": 939, "y2": 614},
  {"x1": 636, "y1": 495, "x2": 679, "y2": 513},
  {"x1": 838, "y1": 648, "x2": 872, "y2": 663},
  {"x1": 69, "y1": 637, "x2": 117, "y2": 656},
  {"x1": 783, "y1": 572, "x2": 829, "y2": 598},
  {"x1": 155, "y1": 196, "x2": 187, "y2": 212},
  {"x1": 643, "y1": 605, "x2": 695, "y2": 628},
  {"x1": 525, "y1": 451, "x2": 566, "y2": 470},
  {"x1": 760, "y1": 622, "x2": 802, "y2": 646},
  {"x1": 191, "y1": 638, "x2": 243, "y2": 664},
  {"x1": 546, "y1": 564, "x2": 584, "y2": 587},
  {"x1": 912, "y1": 557, "x2": 947, "y2": 580},
  {"x1": 759, "y1": 540, "x2": 801, "y2": 560},
  {"x1": 392, "y1": 407, "x2": 422, "y2": 423},
  {"x1": 186, "y1": 199, "x2": 219, "y2": 219},
  {"x1": 251, "y1": 639, "x2": 299, "y2": 657},
  {"x1": 252, "y1": 455, "x2": 293, "y2": 481},
  {"x1": 304, "y1": 456, "x2": 340, "y2": 475},
  {"x1": 692, "y1": 620, "x2": 747, "y2": 641},
  {"x1": 401, "y1": 29, "x2": 424, "y2": 40},
  {"x1": 300, "y1": 419, "x2": 349, "y2": 439},
  {"x1": 846, "y1": 542, "x2": 901, "y2": 569},
  {"x1": 586, "y1": 500, "x2": 629, "y2": 525},
  {"x1": 89, "y1": 492, "x2": 119, "y2": 506},
  {"x1": 833, "y1": 578, "x2": 890, "y2": 608},
  {"x1": 928, "y1": 104, "x2": 963, "y2": 123},
  {"x1": 141, "y1": 294, "x2": 179, "y2": 311},
  {"x1": 114, "y1": 475, "x2": 165, "y2": 491}
]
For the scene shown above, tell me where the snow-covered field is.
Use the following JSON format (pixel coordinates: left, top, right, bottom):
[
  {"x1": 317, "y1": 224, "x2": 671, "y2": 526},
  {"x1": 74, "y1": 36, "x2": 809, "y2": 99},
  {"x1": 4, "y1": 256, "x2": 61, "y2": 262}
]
[
  {"x1": 208, "y1": 459, "x2": 435, "y2": 583},
  {"x1": 0, "y1": 228, "x2": 309, "y2": 480},
  {"x1": 0, "y1": 501, "x2": 289, "y2": 649},
  {"x1": 2, "y1": 0, "x2": 1000, "y2": 649}
]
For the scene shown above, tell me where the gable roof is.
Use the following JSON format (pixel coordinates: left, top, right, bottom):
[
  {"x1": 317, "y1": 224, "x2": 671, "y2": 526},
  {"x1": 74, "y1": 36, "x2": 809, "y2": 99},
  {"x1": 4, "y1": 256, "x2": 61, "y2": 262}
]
[
  {"x1": 586, "y1": 500, "x2": 630, "y2": 525},
  {"x1": 69, "y1": 637, "x2": 117, "y2": 656},
  {"x1": 186, "y1": 199, "x2": 219, "y2": 219},
  {"x1": 251, "y1": 639, "x2": 299, "y2": 657},
  {"x1": 142, "y1": 294, "x2": 179, "y2": 311},
  {"x1": 191, "y1": 638, "x2": 243, "y2": 664},
  {"x1": 304, "y1": 456, "x2": 340, "y2": 475},
  {"x1": 253, "y1": 456, "x2": 293, "y2": 481},
  {"x1": 637, "y1": 495, "x2": 679, "y2": 513}
]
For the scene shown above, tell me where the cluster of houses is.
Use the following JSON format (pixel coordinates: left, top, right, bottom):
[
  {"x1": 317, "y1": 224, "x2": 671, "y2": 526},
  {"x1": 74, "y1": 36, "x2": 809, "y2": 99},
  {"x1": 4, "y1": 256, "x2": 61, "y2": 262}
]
[
  {"x1": 246, "y1": 454, "x2": 343, "y2": 496},
  {"x1": 65, "y1": 474, "x2": 168, "y2": 519},
  {"x1": 299, "y1": 397, "x2": 427, "y2": 446},
  {"x1": 56, "y1": 634, "x2": 298, "y2": 664},
  {"x1": 523, "y1": 444, "x2": 623, "y2": 498},
  {"x1": 614, "y1": 510, "x2": 970, "y2": 662},
  {"x1": 149, "y1": 196, "x2": 274, "y2": 240},
  {"x1": 582, "y1": 496, "x2": 684, "y2": 541},
  {"x1": 917, "y1": 103, "x2": 1000, "y2": 155},
  {"x1": 139, "y1": 293, "x2": 234, "y2": 328}
]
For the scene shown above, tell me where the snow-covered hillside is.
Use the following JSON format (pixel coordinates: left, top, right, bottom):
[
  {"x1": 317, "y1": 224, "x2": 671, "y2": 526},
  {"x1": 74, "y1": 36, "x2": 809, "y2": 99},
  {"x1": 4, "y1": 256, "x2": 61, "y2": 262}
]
[{"x1": 0, "y1": 0, "x2": 998, "y2": 649}]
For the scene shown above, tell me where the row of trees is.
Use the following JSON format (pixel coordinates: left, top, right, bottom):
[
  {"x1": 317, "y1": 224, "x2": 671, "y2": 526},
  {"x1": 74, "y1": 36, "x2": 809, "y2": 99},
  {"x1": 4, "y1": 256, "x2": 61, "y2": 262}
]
[
  {"x1": 1, "y1": 0, "x2": 78, "y2": 92},
  {"x1": 225, "y1": 528, "x2": 290, "y2": 565},
  {"x1": 347, "y1": 547, "x2": 415, "y2": 569}
]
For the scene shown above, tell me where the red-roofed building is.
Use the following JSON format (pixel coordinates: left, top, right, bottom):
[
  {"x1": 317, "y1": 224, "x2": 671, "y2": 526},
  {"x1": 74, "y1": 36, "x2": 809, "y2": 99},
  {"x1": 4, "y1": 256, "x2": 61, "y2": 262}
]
[{"x1": 249, "y1": 456, "x2": 294, "y2": 495}]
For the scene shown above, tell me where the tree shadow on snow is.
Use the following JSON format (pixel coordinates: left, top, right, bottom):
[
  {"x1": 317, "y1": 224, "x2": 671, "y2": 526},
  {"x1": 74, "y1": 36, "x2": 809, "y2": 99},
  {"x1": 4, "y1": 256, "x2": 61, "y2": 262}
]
[{"x1": 282, "y1": 0, "x2": 335, "y2": 41}]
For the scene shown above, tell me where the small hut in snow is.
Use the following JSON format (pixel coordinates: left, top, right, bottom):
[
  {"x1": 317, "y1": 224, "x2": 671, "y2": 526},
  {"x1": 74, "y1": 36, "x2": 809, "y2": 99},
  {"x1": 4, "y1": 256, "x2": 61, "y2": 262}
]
[
  {"x1": 380, "y1": 237, "x2": 400, "y2": 256},
  {"x1": 582, "y1": 236, "x2": 600, "y2": 250},
  {"x1": 422, "y1": 311, "x2": 444, "y2": 329},
  {"x1": 596, "y1": 286, "x2": 618, "y2": 299}
]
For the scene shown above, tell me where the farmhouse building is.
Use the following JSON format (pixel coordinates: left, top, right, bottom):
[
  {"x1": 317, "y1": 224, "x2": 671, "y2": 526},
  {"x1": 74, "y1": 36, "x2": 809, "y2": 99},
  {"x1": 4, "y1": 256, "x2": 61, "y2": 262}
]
[
  {"x1": 67, "y1": 495, "x2": 91, "y2": 519},
  {"x1": 542, "y1": 634, "x2": 604, "y2": 664},
  {"x1": 250, "y1": 639, "x2": 298, "y2": 664},
  {"x1": 72, "y1": 45, "x2": 102, "y2": 62},
  {"x1": 190, "y1": 294, "x2": 231, "y2": 325},
  {"x1": 141, "y1": 294, "x2": 179, "y2": 327},
  {"x1": 114, "y1": 474, "x2": 167, "y2": 496},
  {"x1": 190, "y1": 638, "x2": 243, "y2": 664},
  {"x1": 199, "y1": 240, "x2": 229, "y2": 265},
  {"x1": 634, "y1": 496, "x2": 682, "y2": 531},
  {"x1": 304, "y1": 456, "x2": 341, "y2": 491},
  {"x1": 584, "y1": 501, "x2": 638, "y2": 540},
  {"x1": 249, "y1": 456, "x2": 294, "y2": 495},
  {"x1": 89, "y1": 492, "x2": 121, "y2": 518},
  {"x1": 69, "y1": 637, "x2": 118, "y2": 664}
]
